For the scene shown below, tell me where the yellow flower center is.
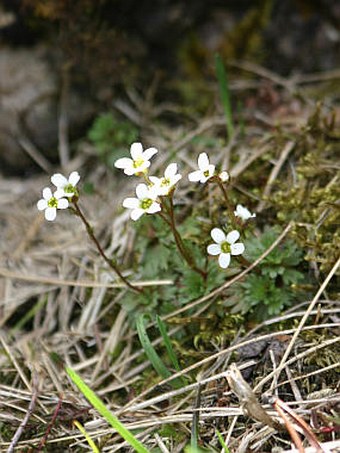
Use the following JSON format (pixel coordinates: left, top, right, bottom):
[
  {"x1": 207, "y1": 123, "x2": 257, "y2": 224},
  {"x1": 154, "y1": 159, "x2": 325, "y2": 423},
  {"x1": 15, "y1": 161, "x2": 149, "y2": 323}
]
[
  {"x1": 64, "y1": 183, "x2": 74, "y2": 194},
  {"x1": 133, "y1": 158, "x2": 144, "y2": 168},
  {"x1": 47, "y1": 197, "x2": 58, "y2": 208},
  {"x1": 221, "y1": 241, "x2": 231, "y2": 253},
  {"x1": 161, "y1": 177, "x2": 170, "y2": 187},
  {"x1": 141, "y1": 198, "x2": 153, "y2": 210}
]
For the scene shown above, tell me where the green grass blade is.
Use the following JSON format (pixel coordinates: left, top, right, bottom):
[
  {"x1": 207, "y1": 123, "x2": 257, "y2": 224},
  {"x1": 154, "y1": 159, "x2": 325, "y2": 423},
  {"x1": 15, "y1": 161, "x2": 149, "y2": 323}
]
[
  {"x1": 66, "y1": 367, "x2": 150, "y2": 453},
  {"x1": 136, "y1": 314, "x2": 182, "y2": 389},
  {"x1": 156, "y1": 315, "x2": 181, "y2": 372},
  {"x1": 216, "y1": 429, "x2": 231, "y2": 453},
  {"x1": 215, "y1": 53, "x2": 234, "y2": 140},
  {"x1": 184, "y1": 446, "x2": 209, "y2": 453}
]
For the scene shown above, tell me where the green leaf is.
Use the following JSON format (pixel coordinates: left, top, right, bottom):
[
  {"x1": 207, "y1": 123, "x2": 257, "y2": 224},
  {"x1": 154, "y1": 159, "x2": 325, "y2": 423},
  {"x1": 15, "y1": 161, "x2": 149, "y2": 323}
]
[
  {"x1": 282, "y1": 269, "x2": 304, "y2": 285},
  {"x1": 143, "y1": 244, "x2": 171, "y2": 277},
  {"x1": 66, "y1": 367, "x2": 150, "y2": 453}
]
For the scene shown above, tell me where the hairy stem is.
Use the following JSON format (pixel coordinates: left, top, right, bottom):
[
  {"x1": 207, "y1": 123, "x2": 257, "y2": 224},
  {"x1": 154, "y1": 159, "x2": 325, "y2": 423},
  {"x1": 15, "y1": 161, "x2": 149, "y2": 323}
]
[
  {"x1": 72, "y1": 201, "x2": 142, "y2": 293},
  {"x1": 161, "y1": 195, "x2": 207, "y2": 279},
  {"x1": 216, "y1": 178, "x2": 240, "y2": 230}
]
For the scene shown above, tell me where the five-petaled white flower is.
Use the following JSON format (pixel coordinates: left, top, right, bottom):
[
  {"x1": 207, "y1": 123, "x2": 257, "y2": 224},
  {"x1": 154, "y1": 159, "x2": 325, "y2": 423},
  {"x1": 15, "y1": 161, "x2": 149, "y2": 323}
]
[
  {"x1": 37, "y1": 187, "x2": 69, "y2": 221},
  {"x1": 207, "y1": 228, "x2": 245, "y2": 269},
  {"x1": 149, "y1": 163, "x2": 182, "y2": 196},
  {"x1": 114, "y1": 142, "x2": 158, "y2": 176},
  {"x1": 51, "y1": 171, "x2": 80, "y2": 198},
  {"x1": 188, "y1": 153, "x2": 215, "y2": 183},
  {"x1": 219, "y1": 171, "x2": 230, "y2": 182},
  {"x1": 123, "y1": 183, "x2": 161, "y2": 221},
  {"x1": 234, "y1": 204, "x2": 256, "y2": 221}
]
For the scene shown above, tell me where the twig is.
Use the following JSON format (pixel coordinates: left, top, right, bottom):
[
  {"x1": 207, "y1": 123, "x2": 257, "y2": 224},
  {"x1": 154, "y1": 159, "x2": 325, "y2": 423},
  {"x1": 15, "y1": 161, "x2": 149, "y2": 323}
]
[
  {"x1": 271, "y1": 398, "x2": 305, "y2": 453},
  {"x1": 270, "y1": 396, "x2": 325, "y2": 453},
  {"x1": 16, "y1": 131, "x2": 52, "y2": 174},
  {"x1": 191, "y1": 384, "x2": 201, "y2": 449},
  {"x1": 257, "y1": 141, "x2": 295, "y2": 212},
  {"x1": 37, "y1": 397, "x2": 63, "y2": 452},
  {"x1": 7, "y1": 374, "x2": 39, "y2": 453},
  {"x1": 277, "y1": 256, "x2": 340, "y2": 374},
  {"x1": 0, "y1": 266, "x2": 172, "y2": 288},
  {"x1": 0, "y1": 336, "x2": 31, "y2": 391}
]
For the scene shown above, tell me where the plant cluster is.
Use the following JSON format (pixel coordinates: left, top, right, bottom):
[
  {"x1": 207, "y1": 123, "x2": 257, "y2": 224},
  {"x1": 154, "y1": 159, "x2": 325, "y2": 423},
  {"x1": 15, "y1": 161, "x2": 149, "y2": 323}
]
[
  {"x1": 228, "y1": 226, "x2": 305, "y2": 319},
  {"x1": 37, "y1": 140, "x2": 308, "y2": 324}
]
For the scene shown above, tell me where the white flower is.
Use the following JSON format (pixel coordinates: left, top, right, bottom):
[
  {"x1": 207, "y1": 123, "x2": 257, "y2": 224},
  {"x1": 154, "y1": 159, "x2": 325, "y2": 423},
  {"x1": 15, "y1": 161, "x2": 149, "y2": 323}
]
[
  {"x1": 207, "y1": 228, "x2": 245, "y2": 269},
  {"x1": 219, "y1": 171, "x2": 230, "y2": 182},
  {"x1": 37, "y1": 187, "x2": 69, "y2": 221},
  {"x1": 123, "y1": 183, "x2": 161, "y2": 221},
  {"x1": 188, "y1": 153, "x2": 215, "y2": 183},
  {"x1": 234, "y1": 204, "x2": 256, "y2": 220},
  {"x1": 51, "y1": 171, "x2": 80, "y2": 198},
  {"x1": 149, "y1": 163, "x2": 182, "y2": 196},
  {"x1": 114, "y1": 142, "x2": 158, "y2": 176}
]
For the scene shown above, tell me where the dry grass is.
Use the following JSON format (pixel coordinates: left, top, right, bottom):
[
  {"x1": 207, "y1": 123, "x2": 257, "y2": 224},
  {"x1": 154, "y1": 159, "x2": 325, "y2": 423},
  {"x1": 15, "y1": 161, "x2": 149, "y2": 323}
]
[{"x1": 0, "y1": 66, "x2": 339, "y2": 452}]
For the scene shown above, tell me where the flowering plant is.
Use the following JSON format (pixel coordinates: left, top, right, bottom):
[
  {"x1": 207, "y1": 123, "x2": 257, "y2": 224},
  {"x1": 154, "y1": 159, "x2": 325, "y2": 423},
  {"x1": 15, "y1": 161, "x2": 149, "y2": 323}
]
[
  {"x1": 207, "y1": 228, "x2": 245, "y2": 269},
  {"x1": 37, "y1": 187, "x2": 69, "y2": 221},
  {"x1": 114, "y1": 142, "x2": 158, "y2": 175},
  {"x1": 37, "y1": 143, "x2": 255, "y2": 301}
]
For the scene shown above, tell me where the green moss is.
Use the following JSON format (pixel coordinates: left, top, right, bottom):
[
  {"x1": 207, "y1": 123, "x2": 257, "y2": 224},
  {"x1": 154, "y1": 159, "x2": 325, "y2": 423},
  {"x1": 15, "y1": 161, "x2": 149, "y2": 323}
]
[{"x1": 272, "y1": 107, "x2": 339, "y2": 272}]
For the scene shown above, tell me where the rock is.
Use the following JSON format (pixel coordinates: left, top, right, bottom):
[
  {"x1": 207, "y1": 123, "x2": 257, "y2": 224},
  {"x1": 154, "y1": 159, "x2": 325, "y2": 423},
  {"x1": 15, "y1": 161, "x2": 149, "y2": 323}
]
[{"x1": 0, "y1": 45, "x2": 94, "y2": 174}]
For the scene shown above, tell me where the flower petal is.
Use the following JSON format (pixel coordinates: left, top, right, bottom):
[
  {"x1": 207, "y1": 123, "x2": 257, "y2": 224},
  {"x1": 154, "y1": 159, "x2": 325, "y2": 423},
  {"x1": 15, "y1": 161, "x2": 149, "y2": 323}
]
[
  {"x1": 142, "y1": 146, "x2": 158, "y2": 160},
  {"x1": 45, "y1": 207, "x2": 57, "y2": 221},
  {"x1": 207, "y1": 244, "x2": 221, "y2": 255},
  {"x1": 130, "y1": 208, "x2": 144, "y2": 221},
  {"x1": 57, "y1": 198, "x2": 69, "y2": 209},
  {"x1": 164, "y1": 163, "x2": 177, "y2": 178},
  {"x1": 226, "y1": 230, "x2": 240, "y2": 244},
  {"x1": 135, "y1": 183, "x2": 149, "y2": 199},
  {"x1": 211, "y1": 228, "x2": 225, "y2": 243},
  {"x1": 124, "y1": 166, "x2": 138, "y2": 176},
  {"x1": 198, "y1": 153, "x2": 209, "y2": 170},
  {"x1": 69, "y1": 171, "x2": 80, "y2": 186},
  {"x1": 188, "y1": 170, "x2": 202, "y2": 182},
  {"x1": 130, "y1": 142, "x2": 143, "y2": 160},
  {"x1": 51, "y1": 173, "x2": 67, "y2": 188},
  {"x1": 218, "y1": 253, "x2": 231, "y2": 269},
  {"x1": 149, "y1": 176, "x2": 161, "y2": 185},
  {"x1": 54, "y1": 189, "x2": 66, "y2": 199},
  {"x1": 123, "y1": 197, "x2": 140, "y2": 209},
  {"x1": 231, "y1": 242, "x2": 245, "y2": 256},
  {"x1": 114, "y1": 157, "x2": 133, "y2": 169},
  {"x1": 219, "y1": 171, "x2": 229, "y2": 182},
  {"x1": 42, "y1": 187, "x2": 52, "y2": 200},
  {"x1": 207, "y1": 164, "x2": 215, "y2": 176},
  {"x1": 146, "y1": 202, "x2": 161, "y2": 214},
  {"x1": 37, "y1": 199, "x2": 47, "y2": 211}
]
